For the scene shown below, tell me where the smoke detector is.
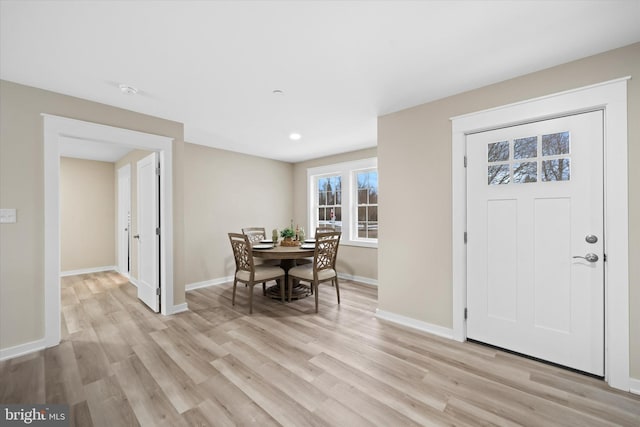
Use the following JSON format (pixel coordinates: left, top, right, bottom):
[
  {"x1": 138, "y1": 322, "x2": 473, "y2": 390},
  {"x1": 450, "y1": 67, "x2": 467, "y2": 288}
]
[{"x1": 119, "y1": 84, "x2": 138, "y2": 95}]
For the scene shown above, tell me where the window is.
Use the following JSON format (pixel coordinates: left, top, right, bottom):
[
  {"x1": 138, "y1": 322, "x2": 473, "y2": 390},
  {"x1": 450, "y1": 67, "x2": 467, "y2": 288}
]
[
  {"x1": 487, "y1": 131, "x2": 571, "y2": 185},
  {"x1": 308, "y1": 158, "x2": 378, "y2": 247}
]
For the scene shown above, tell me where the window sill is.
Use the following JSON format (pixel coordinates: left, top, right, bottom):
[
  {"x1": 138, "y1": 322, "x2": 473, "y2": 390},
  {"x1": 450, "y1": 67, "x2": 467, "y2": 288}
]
[{"x1": 342, "y1": 239, "x2": 378, "y2": 249}]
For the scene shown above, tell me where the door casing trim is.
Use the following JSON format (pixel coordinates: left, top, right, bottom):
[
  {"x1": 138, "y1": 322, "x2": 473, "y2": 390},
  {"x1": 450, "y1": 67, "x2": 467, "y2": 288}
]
[
  {"x1": 43, "y1": 114, "x2": 175, "y2": 349},
  {"x1": 451, "y1": 77, "x2": 630, "y2": 391}
]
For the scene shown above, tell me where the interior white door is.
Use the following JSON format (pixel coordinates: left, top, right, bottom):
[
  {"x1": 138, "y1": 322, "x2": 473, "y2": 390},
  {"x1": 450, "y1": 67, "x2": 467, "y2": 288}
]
[
  {"x1": 136, "y1": 152, "x2": 160, "y2": 312},
  {"x1": 117, "y1": 164, "x2": 131, "y2": 277},
  {"x1": 466, "y1": 111, "x2": 604, "y2": 375}
]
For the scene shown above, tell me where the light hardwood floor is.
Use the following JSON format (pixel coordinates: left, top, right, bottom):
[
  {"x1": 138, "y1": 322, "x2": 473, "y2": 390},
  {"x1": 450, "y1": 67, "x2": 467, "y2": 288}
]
[{"x1": 1, "y1": 271, "x2": 639, "y2": 426}]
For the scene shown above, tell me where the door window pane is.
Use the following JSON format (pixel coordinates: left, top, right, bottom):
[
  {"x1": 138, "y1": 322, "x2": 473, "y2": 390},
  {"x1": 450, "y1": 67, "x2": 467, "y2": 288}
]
[
  {"x1": 488, "y1": 164, "x2": 510, "y2": 185},
  {"x1": 513, "y1": 162, "x2": 537, "y2": 183},
  {"x1": 488, "y1": 141, "x2": 509, "y2": 162},
  {"x1": 542, "y1": 158, "x2": 570, "y2": 181},
  {"x1": 514, "y1": 137, "x2": 537, "y2": 159},
  {"x1": 542, "y1": 131, "x2": 570, "y2": 156}
]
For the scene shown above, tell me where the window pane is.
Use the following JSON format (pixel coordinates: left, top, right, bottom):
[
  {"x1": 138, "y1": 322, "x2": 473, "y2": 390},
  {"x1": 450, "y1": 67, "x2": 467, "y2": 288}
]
[
  {"x1": 334, "y1": 176, "x2": 342, "y2": 191},
  {"x1": 318, "y1": 208, "x2": 325, "y2": 221},
  {"x1": 358, "y1": 206, "x2": 366, "y2": 221},
  {"x1": 514, "y1": 137, "x2": 537, "y2": 159},
  {"x1": 367, "y1": 223, "x2": 378, "y2": 239},
  {"x1": 335, "y1": 190, "x2": 341, "y2": 205},
  {"x1": 369, "y1": 188, "x2": 378, "y2": 204},
  {"x1": 542, "y1": 158, "x2": 570, "y2": 181},
  {"x1": 327, "y1": 191, "x2": 335, "y2": 205},
  {"x1": 358, "y1": 222, "x2": 366, "y2": 238},
  {"x1": 318, "y1": 177, "x2": 329, "y2": 191},
  {"x1": 488, "y1": 141, "x2": 509, "y2": 162},
  {"x1": 358, "y1": 189, "x2": 368, "y2": 204},
  {"x1": 357, "y1": 172, "x2": 367, "y2": 188},
  {"x1": 318, "y1": 191, "x2": 326, "y2": 205},
  {"x1": 513, "y1": 161, "x2": 537, "y2": 183},
  {"x1": 488, "y1": 164, "x2": 510, "y2": 185},
  {"x1": 542, "y1": 131, "x2": 570, "y2": 156},
  {"x1": 334, "y1": 207, "x2": 341, "y2": 221},
  {"x1": 367, "y1": 206, "x2": 378, "y2": 221}
]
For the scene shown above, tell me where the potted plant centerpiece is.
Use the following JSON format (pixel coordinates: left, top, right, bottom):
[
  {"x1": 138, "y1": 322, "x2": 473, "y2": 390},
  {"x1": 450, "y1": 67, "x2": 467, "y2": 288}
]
[{"x1": 280, "y1": 227, "x2": 298, "y2": 246}]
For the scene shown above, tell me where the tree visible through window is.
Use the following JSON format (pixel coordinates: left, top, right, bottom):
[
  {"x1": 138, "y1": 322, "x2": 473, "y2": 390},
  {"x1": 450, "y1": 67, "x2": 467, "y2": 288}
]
[
  {"x1": 308, "y1": 158, "x2": 378, "y2": 246},
  {"x1": 357, "y1": 170, "x2": 378, "y2": 239},
  {"x1": 317, "y1": 175, "x2": 342, "y2": 231}
]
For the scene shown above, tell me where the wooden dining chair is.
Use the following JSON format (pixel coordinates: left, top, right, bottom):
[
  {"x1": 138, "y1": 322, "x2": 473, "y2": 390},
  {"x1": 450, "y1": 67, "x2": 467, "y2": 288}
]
[
  {"x1": 228, "y1": 233, "x2": 286, "y2": 314},
  {"x1": 242, "y1": 227, "x2": 267, "y2": 244},
  {"x1": 315, "y1": 225, "x2": 335, "y2": 236},
  {"x1": 287, "y1": 231, "x2": 341, "y2": 313}
]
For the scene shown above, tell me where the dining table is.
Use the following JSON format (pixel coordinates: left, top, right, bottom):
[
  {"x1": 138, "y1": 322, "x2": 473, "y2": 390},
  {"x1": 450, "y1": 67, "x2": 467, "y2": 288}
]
[{"x1": 251, "y1": 242, "x2": 315, "y2": 300}]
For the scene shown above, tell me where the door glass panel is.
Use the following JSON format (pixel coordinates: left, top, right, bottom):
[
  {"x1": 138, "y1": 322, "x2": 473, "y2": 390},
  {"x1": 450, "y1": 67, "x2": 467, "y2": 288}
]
[
  {"x1": 488, "y1": 164, "x2": 510, "y2": 185},
  {"x1": 542, "y1": 131, "x2": 570, "y2": 156},
  {"x1": 488, "y1": 141, "x2": 509, "y2": 162},
  {"x1": 513, "y1": 161, "x2": 537, "y2": 183},
  {"x1": 514, "y1": 137, "x2": 537, "y2": 159},
  {"x1": 542, "y1": 158, "x2": 570, "y2": 181}
]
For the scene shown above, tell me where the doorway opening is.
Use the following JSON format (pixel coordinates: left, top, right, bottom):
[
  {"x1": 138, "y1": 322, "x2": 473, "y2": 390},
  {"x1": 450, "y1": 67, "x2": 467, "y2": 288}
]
[{"x1": 43, "y1": 115, "x2": 175, "y2": 349}]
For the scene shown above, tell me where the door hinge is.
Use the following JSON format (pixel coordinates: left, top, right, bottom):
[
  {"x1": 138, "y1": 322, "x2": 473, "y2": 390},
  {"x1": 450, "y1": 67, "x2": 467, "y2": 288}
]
[
  {"x1": 464, "y1": 156, "x2": 467, "y2": 168},
  {"x1": 464, "y1": 231, "x2": 467, "y2": 244},
  {"x1": 156, "y1": 227, "x2": 160, "y2": 235},
  {"x1": 603, "y1": 253, "x2": 607, "y2": 262},
  {"x1": 156, "y1": 166, "x2": 161, "y2": 176},
  {"x1": 156, "y1": 288, "x2": 160, "y2": 296},
  {"x1": 464, "y1": 308, "x2": 468, "y2": 320}
]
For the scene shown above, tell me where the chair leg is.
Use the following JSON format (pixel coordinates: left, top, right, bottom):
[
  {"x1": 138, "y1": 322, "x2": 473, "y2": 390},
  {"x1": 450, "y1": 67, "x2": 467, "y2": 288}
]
[
  {"x1": 314, "y1": 281, "x2": 319, "y2": 313},
  {"x1": 335, "y1": 276, "x2": 340, "y2": 305},
  {"x1": 248, "y1": 284, "x2": 254, "y2": 314},
  {"x1": 263, "y1": 282, "x2": 266, "y2": 296},
  {"x1": 279, "y1": 278, "x2": 285, "y2": 303},
  {"x1": 232, "y1": 278, "x2": 238, "y2": 306}
]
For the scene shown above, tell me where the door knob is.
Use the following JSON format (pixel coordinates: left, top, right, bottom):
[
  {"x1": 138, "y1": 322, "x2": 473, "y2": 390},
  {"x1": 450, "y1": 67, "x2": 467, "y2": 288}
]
[
  {"x1": 573, "y1": 253, "x2": 598, "y2": 263},
  {"x1": 133, "y1": 234, "x2": 140, "y2": 239}
]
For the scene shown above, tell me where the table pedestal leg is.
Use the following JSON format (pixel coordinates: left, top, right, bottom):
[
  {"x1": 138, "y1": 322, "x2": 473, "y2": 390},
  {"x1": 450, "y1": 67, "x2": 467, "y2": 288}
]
[{"x1": 265, "y1": 259, "x2": 310, "y2": 300}]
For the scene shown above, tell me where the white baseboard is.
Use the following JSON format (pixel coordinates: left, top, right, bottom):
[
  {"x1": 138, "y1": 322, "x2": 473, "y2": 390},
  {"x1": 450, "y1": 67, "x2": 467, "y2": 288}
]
[
  {"x1": 375, "y1": 309, "x2": 454, "y2": 340},
  {"x1": 629, "y1": 377, "x2": 640, "y2": 395},
  {"x1": 338, "y1": 273, "x2": 378, "y2": 286},
  {"x1": 186, "y1": 276, "x2": 233, "y2": 291},
  {"x1": 167, "y1": 302, "x2": 189, "y2": 315},
  {"x1": 0, "y1": 338, "x2": 46, "y2": 362},
  {"x1": 128, "y1": 276, "x2": 139, "y2": 288},
  {"x1": 60, "y1": 265, "x2": 117, "y2": 277}
]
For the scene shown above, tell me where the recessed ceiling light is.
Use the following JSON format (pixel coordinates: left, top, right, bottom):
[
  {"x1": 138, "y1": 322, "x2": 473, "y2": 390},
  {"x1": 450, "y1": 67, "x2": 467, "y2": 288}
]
[
  {"x1": 289, "y1": 132, "x2": 302, "y2": 141},
  {"x1": 272, "y1": 89, "x2": 284, "y2": 95},
  {"x1": 119, "y1": 84, "x2": 138, "y2": 95}
]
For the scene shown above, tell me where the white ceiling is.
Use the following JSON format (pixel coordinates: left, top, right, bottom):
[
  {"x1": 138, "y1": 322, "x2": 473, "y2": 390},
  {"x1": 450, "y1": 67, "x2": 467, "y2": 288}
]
[{"x1": 2, "y1": 1, "x2": 639, "y2": 163}]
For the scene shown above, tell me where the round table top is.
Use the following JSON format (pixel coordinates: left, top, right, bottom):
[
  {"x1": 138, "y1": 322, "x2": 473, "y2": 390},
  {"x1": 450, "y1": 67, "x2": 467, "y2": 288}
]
[{"x1": 251, "y1": 244, "x2": 314, "y2": 259}]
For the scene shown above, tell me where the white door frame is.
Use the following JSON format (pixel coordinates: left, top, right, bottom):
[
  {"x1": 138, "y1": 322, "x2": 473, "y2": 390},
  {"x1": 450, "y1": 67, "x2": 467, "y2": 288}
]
[
  {"x1": 451, "y1": 77, "x2": 630, "y2": 391},
  {"x1": 43, "y1": 114, "x2": 175, "y2": 348},
  {"x1": 117, "y1": 163, "x2": 131, "y2": 278}
]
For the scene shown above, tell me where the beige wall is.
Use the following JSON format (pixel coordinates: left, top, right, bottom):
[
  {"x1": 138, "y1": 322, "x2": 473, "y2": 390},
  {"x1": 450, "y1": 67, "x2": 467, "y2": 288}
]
[
  {"x1": 183, "y1": 143, "x2": 294, "y2": 285},
  {"x1": 378, "y1": 43, "x2": 640, "y2": 378},
  {"x1": 0, "y1": 80, "x2": 184, "y2": 350},
  {"x1": 114, "y1": 150, "x2": 153, "y2": 280},
  {"x1": 293, "y1": 147, "x2": 378, "y2": 281},
  {"x1": 60, "y1": 157, "x2": 115, "y2": 272}
]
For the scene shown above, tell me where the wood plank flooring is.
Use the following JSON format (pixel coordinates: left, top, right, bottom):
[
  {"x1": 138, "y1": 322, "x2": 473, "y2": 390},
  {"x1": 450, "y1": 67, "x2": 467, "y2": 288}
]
[{"x1": 1, "y1": 271, "x2": 639, "y2": 426}]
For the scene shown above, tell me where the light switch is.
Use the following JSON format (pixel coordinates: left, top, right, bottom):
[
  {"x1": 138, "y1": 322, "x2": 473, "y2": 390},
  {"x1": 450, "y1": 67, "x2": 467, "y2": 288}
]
[{"x1": 0, "y1": 209, "x2": 17, "y2": 223}]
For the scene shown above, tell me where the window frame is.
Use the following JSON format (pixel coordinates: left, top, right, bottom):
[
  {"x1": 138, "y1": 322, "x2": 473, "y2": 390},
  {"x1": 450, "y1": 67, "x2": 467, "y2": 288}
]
[{"x1": 307, "y1": 157, "x2": 378, "y2": 248}]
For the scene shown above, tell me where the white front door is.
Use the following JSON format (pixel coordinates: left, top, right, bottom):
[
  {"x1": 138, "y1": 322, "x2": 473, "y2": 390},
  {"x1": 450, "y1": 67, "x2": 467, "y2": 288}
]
[
  {"x1": 136, "y1": 152, "x2": 160, "y2": 312},
  {"x1": 466, "y1": 111, "x2": 604, "y2": 375},
  {"x1": 117, "y1": 164, "x2": 131, "y2": 277}
]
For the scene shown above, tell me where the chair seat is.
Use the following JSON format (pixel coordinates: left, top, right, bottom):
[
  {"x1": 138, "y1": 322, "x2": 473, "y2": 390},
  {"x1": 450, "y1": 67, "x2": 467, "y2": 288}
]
[
  {"x1": 237, "y1": 265, "x2": 284, "y2": 282},
  {"x1": 289, "y1": 264, "x2": 336, "y2": 281}
]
